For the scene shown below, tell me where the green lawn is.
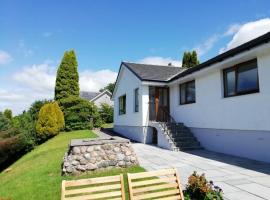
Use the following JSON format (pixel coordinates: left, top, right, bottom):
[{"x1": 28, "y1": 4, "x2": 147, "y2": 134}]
[{"x1": 0, "y1": 130, "x2": 144, "y2": 200}]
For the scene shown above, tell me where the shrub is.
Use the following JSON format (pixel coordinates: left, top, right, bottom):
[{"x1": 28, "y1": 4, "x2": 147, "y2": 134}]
[
  {"x1": 0, "y1": 131, "x2": 33, "y2": 171},
  {"x1": 0, "y1": 112, "x2": 11, "y2": 131},
  {"x1": 36, "y1": 102, "x2": 64, "y2": 139},
  {"x1": 184, "y1": 171, "x2": 223, "y2": 200},
  {"x1": 3, "y1": 109, "x2": 12, "y2": 120},
  {"x1": 59, "y1": 96, "x2": 102, "y2": 131},
  {"x1": 99, "y1": 103, "x2": 113, "y2": 123}
]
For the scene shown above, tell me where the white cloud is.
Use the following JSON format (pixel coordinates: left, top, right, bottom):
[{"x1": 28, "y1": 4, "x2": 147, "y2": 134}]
[
  {"x1": 138, "y1": 56, "x2": 181, "y2": 67},
  {"x1": 13, "y1": 63, "x2": 56, "y2": 93},
  {"x1": 18, "y1": 40, "x2": 34, "y2": 57},
  {"x1": 194, "y1": 34, "x2": 219, "y2": 57},
  {"x1": 2, "y1": 62, "x2": 117, "y2": 114},
  {"x1": 223, "y1": 24, "x2": 241, "y2": 36},
  {"x1": 0, "y1": 50, "x2": 12, "y2": 65},
  {"x1": 220, "y1": 18, "x2": 270, "y2": 53},
  {"x1": 80, "y1": 69, "x2": 117, "y2": 92}
]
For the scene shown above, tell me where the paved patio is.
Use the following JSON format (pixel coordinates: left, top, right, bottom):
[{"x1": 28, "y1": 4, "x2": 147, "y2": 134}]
[{"x1": 132, "y1": 143, "x2": 270, "y2": 200}]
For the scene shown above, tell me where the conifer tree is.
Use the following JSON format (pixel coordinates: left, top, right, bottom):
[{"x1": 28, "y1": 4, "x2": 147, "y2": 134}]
[
  {"x1": 182, "y1": 50, "x2": 200, "y2": 68},
  {"x1": 55, "y1": 50, "x2": 79, "y2": 101}
]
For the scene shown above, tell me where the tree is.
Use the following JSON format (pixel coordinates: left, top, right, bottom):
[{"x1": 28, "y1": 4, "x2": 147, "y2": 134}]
[
  {"x1": 3, "y1": 109, "x2": 12, "y2": 120},
  {"x1": 59, "y1": 96, "x2": 102, "y2": 131},
  {"x1": 0, "y1": 112, "x2": 11, "y2": 131},
  {"x1": 55, "y1": 50, "x2": 80, "y2": 101},
  {"x1": 99, "y1": 103, "x2": 113, "y2": 123},
  {"x1": 36, "y1": 102, "x2": 64, "y2": 139},
  {"x1": 99, "y1": 83, "x2": 115, "y2": 94},
  {"x1": 182, "y1": 50, "x2": 200, "y2": 68}
]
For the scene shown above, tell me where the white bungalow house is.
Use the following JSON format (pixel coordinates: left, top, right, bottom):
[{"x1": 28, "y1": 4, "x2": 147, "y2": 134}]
[
  {"x1": 112, "y1": 32, "x2": 270, "y2": 163},
  {"x1": 81, "y1": 89, "x2": 113, "y2": 108}
]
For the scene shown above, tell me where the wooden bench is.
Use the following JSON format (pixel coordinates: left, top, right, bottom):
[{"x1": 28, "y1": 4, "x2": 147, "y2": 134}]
[
  {"x1": 127, "y1": 168, "x2": 184, "y2": 200},
  {"x1": 61, "y1": 174, "x2": 125, "y2": 200}
]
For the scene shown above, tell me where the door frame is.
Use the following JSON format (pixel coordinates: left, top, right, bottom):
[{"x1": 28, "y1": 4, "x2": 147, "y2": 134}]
[{"x1": 149, "y1": 86, "x2": 170, "y2": 121}]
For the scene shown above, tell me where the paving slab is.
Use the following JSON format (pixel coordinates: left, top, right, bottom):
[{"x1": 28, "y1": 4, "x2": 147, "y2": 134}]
[{"x1": 132, "y1": 143, "x2": 270, "y2": 200}]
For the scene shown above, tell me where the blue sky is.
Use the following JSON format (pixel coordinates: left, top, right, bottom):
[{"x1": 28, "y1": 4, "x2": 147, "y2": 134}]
[{"x1": 1, "y1": 0, "x2": 270, "y2": 114}]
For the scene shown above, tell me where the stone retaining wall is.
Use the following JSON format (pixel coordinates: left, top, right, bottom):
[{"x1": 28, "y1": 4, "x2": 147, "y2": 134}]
[{"x1": 62, "y1": 137, "x2": 139, "y2": 175}]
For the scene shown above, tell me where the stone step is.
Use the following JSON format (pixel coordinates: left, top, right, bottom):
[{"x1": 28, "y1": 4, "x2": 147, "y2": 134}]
[
  {"x1": 180, "y1": 146, "x2": 203, "y2": 151},
  {"x1": 175, "y1": 140, "x2": 200, "y2": 147},
  {"x1": 172, "y1": 136, "x2": 198, "y2": 142}
]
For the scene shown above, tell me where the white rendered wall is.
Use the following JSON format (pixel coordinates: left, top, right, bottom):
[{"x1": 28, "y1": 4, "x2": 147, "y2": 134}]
[
  {"x1": 113, "y1": 66, "x2": 143, "y2": 126},
  {"x1": 92, "y1": 93, "x2": 114, "y2": 108},
  {"x1": 170, "y1": 53, "x2": 270, "y2": 131}
]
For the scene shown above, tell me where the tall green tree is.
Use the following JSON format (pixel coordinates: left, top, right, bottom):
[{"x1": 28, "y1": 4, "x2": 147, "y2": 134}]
[
  {"x1": 182, "y1": 50, "x2": 200, "y2": 68},
  {"x1": 99, "y1": 83, "x2": 115, "y2": 94},
  {"x1": 3, "y1": 109, "x2": 12, "y2": 120},
  {"x1": 55, "y1": 50, "x2": 80, "y2": 101}
]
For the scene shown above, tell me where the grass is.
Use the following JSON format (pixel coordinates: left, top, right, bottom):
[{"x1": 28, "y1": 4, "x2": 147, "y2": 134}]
[
  {"x1": 101, "y1": 123, "x2": 113, "y2": 128},
  {"x1": 0, "y1": 130, "x2": 144, "y2": 200}
]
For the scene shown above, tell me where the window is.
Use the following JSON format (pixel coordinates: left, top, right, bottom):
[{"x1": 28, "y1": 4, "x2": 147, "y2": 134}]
[
  {"x1": 224, "y1": 59, "x2": 259, "y2": 97},
  {"x1": 119, "y1": 95, "x2": 126, "y2": 115},
  {"x1": 134, "y1": 88, "x2": 139, "y2": 112},
  {"x1": 180, "y1": 80, "x2": 196, "y2": 105}
]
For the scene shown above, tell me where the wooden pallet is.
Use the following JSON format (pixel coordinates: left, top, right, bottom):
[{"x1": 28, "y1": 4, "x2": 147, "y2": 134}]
[
  {"x1": 127, "y1": 168, "x2": 184, "y2": 200},
  {"x1": 61, "y1": 174, "x2": 125, "y2": 200}
]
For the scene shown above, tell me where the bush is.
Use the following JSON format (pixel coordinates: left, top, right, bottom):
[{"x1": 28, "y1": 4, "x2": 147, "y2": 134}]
[
  {"x1": 36, "y1": 102, "x2": 64, "y2": 139},
  {"x1": 59, "y1": 96, "x2": 102, "y2": 131},
  {"x1": 184, "y1": 171, "x2": 223, "y2": 200},
  {"x1": 0, "y1": 131, "x2": 33, "y2": 171},
  {"x1": 0, "y1": 112, "x2": 11, "y2": 131},
  {"x1": 99, "y1": 103, "x2": 113, "y2": 123}
]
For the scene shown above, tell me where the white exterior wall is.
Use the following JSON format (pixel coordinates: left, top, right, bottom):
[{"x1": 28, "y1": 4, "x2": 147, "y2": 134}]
[
  {"x1": 169, "y1": 52, "x2": 270, "y2": 162},
  {"x1": 170, "y1": 53, "x2": 270, "y2": 131},
  {"x1": 114, "y1": 66, "x2": 143, "y2": 126},
  {"x1": 92, "y1": 93, "x2": 114, "y2": 108}
]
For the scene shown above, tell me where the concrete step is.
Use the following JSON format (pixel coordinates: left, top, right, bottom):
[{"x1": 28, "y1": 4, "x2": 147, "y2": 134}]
[
  {"x1": 180, "y1": 146, "x2": 204, "y2": 151},
  {"x1": 175, "y1": 140, "x2": 201, "y2": 147},
  {"x1": 173, "y1": 136, "x2": 198, "y2": 142}
]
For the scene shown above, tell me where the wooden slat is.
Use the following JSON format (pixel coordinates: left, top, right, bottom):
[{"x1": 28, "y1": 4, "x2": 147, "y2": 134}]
[
  {"x1": 154, "y1": 196, "x2": 181, "y2": 200},
  {"x1": 120, "y1": 174, "x2": 126, "y2": 200},
  {"x1": 65, "y1": 190, "x2": 122, "y2": 200},
  {"x1": 132, "y1": 183, "x2": 178, "y2": 194},
  {"x1": 134, "y1": 189, "x2": 180, "y2": 200},
  {"x1": 65, "y1": 184, "x2": 121, "y2": 195},
  {"x1": 129, "y1": 169, "x2": 176, "y2": 179},
  {"x1": 65, "y1": 175, "x2": 120, "y2": 187},
  {"x1": 61, "y1": 180, "x2": 66, "y2": 200},
  {"x1": 127, "y1": 173, "x2": 135, "y2": 200},
  {"x1": 131, "y1": 176, "x2": 176, "y2": 187},
  {"x1": 174, "y1": 168, "x2": 184, "y2": 200}
]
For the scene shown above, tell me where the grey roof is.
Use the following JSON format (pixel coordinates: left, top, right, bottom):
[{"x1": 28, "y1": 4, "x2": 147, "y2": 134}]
[
  {"x1": 122, "y1": 62, "x2": 185, "y2": 82},
  {"x1": 80, "y1": 91, "x2": 100, "y2": 101}
]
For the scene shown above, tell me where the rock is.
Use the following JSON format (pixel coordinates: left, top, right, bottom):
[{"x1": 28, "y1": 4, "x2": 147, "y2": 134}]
[
  {"x1": 84, "y1": 153, "x2": 91, "y2": 160},
  {"x1": 90, "y1": 151, "x2": 98, "y2": 157},
  {"x1": 90, "y1": 158, "x2": 96, "y2": 164},
  {"x1": 66, "y1": 166, "x2": 75, "y2": 173},
  {"x1": 118, "y1": 161, "x2": 125, "y2": 167},
  {"x1": 86, "y1": 146, "x2": 94, "y2": 152},
  {"x1": 76, "y1": 165, "x2": 86, "y2": 171},
  {"x1": 108, "y1": 154, "x2": 116, "y2": 160},
  {"x1": 71, "y1": 160, "x2": 79, "y2": 166},
  {"x1": 125, "y1": 151, "x2": 131, "y2": 156},
  {"x1": 80, "y1": 158, "x2": 88, "y2": 165},
  {"x1": 117, "y1": 153, "x2": 125, "y2": 160},
  {"x1": 113, "y1": 147, "x2": 120, "y2": 152},
  {"x1": 124, "y1": 157, "x2": 130, "y2": 162},
  {"x1": 81, "y1": 146, "x2": 86, "y2": 153},
  {"x1": 72, "y1": 147, "x2": 81, "y2": 154},
  {"x1": 130, "y1": 156, "x2": 137, "y2": 162},
  {"x1": 94, "y1": 146, "x2": 101, "y2": 151},
  {"x1": 64, "y1": 162, "x2": 71, "y2": 167},
  {"x1": 86, "y1": 163, "x2": 97, "y2": 170}
]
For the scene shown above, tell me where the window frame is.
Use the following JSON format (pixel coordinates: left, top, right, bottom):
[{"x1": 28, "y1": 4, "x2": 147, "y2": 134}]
[
  {"x1": 134, "y1": 88, "x2": 139, "y2": 112},
  {"x1": 179, "y1": 80, "x2": 196, "y2": 105},
  {"x1": 118, "y1": 94, "x2": 126, "y2": 115},
  {"x1": 223, "y1": 59, "x2": 259, "y2": 98}
]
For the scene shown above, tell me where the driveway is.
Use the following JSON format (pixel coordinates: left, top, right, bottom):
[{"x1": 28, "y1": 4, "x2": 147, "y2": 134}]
[{"x1": 132, "y1": 143, "x2": 270, "y2": 200}]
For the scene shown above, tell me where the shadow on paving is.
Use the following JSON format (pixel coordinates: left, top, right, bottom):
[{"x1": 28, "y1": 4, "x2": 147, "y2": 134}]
[{"x1": 183, "y1": 149, "x2": 270, "y2": 175}]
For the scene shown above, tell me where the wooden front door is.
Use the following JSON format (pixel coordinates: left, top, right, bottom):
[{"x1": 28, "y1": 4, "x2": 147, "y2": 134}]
[{"x1": 149, "y1": 87, "x2": 170, "y2": 122}]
